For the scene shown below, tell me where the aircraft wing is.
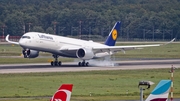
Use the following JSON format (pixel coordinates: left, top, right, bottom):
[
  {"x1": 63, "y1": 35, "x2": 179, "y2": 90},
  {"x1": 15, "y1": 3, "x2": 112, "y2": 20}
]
[
  {"x1": 93, "y1": 38, "x2": 175, "y2": 53},
  {"x1": 59, "y1": 44, "x2": 161, "y2": 55},
  {"x1": 5, "y1": 35, "x2": 19, "y2": 45},
  {"x1": 92, "y1": 44, "x2": 161, "y2": 53},
  {"x1": 59, "y1": 38, "x2": 175, "y2": 54}
]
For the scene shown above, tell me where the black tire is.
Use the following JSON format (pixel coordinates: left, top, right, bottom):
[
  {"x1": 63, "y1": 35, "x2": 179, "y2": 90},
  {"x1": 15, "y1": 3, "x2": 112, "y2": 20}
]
[
  {"x1": 51, "y1": 61, "x2": 54, "y2": 66},
  {"x1": 82, "y1": 62, "x2": 85, "y2": 66},
  {"x1": 58, "y1": 61, "x2": 61, "y2": 66},
  {"x1": 54, "y1": 61, "x2": 58, "y2": 66},
  {"x1": 78, "y1": 62, "x2": 81, "y2": 66},
  {"x1": 86, "y1": 62, "x2": 89, "y2": 66}
]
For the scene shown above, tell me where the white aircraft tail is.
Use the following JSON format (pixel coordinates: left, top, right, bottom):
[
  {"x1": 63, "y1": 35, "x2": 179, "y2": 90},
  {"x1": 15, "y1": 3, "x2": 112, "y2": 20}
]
[
  {"x1": 145, "y1": 80, "x2": 171, "y2": 101},
  {"x1": 50, "y1": 84, "x2": 73, "y2": 101}
]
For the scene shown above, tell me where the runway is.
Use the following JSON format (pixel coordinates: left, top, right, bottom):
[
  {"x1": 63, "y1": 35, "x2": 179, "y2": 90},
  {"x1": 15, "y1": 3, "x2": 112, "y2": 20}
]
[{"x1": 0, "y1": 59, "x2": 180, "y2": 74}]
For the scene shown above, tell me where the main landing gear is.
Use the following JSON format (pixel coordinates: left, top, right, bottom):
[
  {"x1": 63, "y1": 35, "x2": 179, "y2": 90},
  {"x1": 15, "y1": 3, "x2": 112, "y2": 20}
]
[
  {"x1": 50, "y1": 55, "x2": 89, "y2": 67},
  {"x1": 51, "y1": 55, "x2": 61, "y2": 66},
  {"x1": 78, "y1": 60, "x2": 89, "y2": 66}
]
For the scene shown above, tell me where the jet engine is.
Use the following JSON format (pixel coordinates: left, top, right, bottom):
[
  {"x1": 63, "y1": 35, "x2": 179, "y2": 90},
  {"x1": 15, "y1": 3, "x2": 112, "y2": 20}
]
[
  {"x1": 76, "y1": 48, "x2": 94, "y2": 60},
  {"x1": 22, "y1": 49, "x2": 39, "y2": 58}
]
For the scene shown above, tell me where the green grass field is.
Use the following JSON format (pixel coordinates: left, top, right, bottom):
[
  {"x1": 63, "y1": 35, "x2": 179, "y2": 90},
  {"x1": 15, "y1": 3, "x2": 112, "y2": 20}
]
[
  {"x1": 115, "y1": 43, "x2": 180, "y2": 58},
  {"x1": 0, "y1": 69, "x2": 180, "y2": 101}
]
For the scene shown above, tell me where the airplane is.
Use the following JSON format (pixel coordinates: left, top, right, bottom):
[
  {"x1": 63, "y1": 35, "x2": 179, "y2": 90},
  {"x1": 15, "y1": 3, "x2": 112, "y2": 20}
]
[
  {"x1": 145, "y1": 80, "x2": 171, "y2": 101},
  {"x1": 5, "y1": 21, "x2": 175, "y2": 66},
  {"x1": 50, "y1": 84, "x2": 73, "y2": 101}
]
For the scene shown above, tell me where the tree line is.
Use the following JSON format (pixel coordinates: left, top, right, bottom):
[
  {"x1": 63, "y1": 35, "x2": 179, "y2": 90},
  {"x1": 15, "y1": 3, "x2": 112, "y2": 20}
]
[{"x1": 0, "y1": 0, "x2": 180, "y2": 40}]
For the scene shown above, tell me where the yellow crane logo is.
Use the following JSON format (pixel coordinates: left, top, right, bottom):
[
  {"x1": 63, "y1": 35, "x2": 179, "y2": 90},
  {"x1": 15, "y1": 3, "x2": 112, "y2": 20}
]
[{"x1": 112, "y1": 29, "x2": 117, "y2": 40}]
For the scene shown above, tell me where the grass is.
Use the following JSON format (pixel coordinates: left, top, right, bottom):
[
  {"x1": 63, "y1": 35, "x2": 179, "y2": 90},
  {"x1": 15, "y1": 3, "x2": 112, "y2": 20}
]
[
  {"x1": 0, "y1": 69, "x2": 180, "y2": 101},
  {"x1": 0, "y1": 44, "x2": 21, "y2": 56},
  {"x1": 114, "y1": 43, "x2": 180, "y2": 58}
]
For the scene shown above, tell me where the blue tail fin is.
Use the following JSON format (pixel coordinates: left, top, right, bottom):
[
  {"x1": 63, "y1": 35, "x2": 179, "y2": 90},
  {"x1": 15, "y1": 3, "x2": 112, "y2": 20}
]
[
  {"x1": 145, "y1": 80, "x2": 171, "y2": 101},
  {"x1": 104, "y1": 21, "x2": 121, "y2": 46}
]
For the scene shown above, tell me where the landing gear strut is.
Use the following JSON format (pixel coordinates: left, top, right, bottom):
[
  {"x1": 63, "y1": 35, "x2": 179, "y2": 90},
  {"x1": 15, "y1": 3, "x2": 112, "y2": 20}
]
[
  {"x1": 78, "y1": 60, "x2": 89, "y2": 66},
  {"x1": 51, "y1": 54, "x2": 61, "y2": 66}
]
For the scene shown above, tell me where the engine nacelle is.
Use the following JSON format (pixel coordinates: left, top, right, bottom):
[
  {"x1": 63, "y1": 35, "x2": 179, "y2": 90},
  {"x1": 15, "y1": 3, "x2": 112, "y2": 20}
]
[
  {"x1": 22, "y1": 49, "x2": 39, "y2": 58},
  {"x1": 76, "y1": 48, "x2": 94, "y2": 60}
]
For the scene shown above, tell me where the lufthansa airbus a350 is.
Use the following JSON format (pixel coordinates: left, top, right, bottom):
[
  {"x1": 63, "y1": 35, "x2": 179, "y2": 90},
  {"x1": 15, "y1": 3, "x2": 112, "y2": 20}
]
[{"x1": 5, "y1": 21, "x2": 175, "y2": 66}]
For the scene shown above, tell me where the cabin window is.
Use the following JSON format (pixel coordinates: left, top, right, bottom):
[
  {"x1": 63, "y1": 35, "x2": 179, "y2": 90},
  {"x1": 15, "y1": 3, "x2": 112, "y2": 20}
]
[{"x1": 21, "y1": 36, "x2": 31, "y2": 39}]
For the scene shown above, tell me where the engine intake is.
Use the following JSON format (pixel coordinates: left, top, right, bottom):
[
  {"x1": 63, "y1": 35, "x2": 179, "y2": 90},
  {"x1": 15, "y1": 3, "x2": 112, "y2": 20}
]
[
  {"x1": 22, "y1": 49, "x2": 39, "y2": 58},
  {"x1": 76, "y1": 48, "x2": 94, "y2": 60}
]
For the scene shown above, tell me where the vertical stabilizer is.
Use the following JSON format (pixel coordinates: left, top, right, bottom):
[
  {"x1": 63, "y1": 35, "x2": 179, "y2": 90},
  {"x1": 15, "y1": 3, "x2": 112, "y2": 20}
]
[
  {"x1": 145, "y1": 80, "x2": 171, "y2": 101},
  {"x1": 104, "y1": 21, "x2": 121, "y2": 46},
  {"x1": 50, "y1": 84, "x2": 73, "y2": 101}
]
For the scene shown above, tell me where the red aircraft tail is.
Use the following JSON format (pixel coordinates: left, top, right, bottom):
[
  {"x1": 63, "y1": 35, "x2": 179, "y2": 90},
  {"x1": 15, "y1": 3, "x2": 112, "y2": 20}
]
[{"x1": 50, "y1": 84, "x2": 73, "y2": 101}]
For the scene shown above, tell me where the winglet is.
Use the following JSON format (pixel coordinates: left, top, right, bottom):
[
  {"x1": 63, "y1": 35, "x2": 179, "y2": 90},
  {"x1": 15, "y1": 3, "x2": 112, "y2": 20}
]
[
  {"x1": 50, "y1": 84, "x2": 73, "y2": 101},
  {"x1": 164, "y1": 38, "x2": 175, "y2": 45},
  {"x1": 105, "y1": 21, "x2": 121, "y2": 46},
  {"x1": 145, "y1": 80, "x2": 171, "y2": 101},
  {"x1": 5, "y1": 34, "x2": 19, "y2": 45}
]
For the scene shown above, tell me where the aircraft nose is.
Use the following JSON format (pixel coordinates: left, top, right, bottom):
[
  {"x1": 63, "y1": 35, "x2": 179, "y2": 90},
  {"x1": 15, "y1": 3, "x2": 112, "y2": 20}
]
[{"x1": 19, "y1": 38, "x2": 26, "y2": 46}]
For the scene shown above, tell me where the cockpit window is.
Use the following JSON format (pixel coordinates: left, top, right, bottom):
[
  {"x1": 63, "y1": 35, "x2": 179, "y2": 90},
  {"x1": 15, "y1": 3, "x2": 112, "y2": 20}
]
[{"x1": 21, "y1": 36, "x2": 31, "y2": 39}]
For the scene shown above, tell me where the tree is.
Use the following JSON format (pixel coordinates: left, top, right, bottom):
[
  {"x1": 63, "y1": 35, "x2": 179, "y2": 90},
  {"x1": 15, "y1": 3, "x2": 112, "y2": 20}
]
[
  {"x1": 46, "y1": 27, "x2": 54, "y2": 34},
  {"x1": 0, "y1": 0, "x2": 179, "y2": 40},
  {"x1": 32, "y1": 26, "x2": 44, "y2": 32}
]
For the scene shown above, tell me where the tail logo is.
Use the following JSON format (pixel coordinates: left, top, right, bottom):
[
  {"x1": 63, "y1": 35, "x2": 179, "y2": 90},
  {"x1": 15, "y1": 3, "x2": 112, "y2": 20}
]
[
  {"x1": 112, "y1": 29, "x2": 118, "y2": 40},
  {"x1": 50, "y1": 84, "x2": 73, "y2": 101},
  {"x1": 145, "y1": 80, "x2": 171, "y2": 101},
  {"x1": 51, "y1": 90, "x2": 67, "y2": 101}
]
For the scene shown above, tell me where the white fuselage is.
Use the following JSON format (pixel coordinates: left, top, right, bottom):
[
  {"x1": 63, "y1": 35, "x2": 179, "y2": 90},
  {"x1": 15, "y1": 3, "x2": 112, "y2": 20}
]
[{"x1": 19, "y1": 32, "x2": 110, "y2": 58}]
